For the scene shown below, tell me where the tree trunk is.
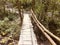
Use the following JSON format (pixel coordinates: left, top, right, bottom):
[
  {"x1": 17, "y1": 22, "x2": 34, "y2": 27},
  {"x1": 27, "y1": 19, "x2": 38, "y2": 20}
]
[
  {"x1": 16, "y1": 0, "x2": 23, "y2": 23},
  {"x1": 32, "y1": 0, "x2": 35, "y2": 10}
]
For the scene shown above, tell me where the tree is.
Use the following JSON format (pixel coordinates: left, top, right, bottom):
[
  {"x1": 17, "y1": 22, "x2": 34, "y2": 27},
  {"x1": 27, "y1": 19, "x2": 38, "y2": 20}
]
[{"x1": 16, "y1": 0, "x2": 23, "y2": 23}]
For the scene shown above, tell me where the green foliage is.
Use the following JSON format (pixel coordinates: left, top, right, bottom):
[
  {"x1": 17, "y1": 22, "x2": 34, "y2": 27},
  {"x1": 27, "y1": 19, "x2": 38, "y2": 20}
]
[
  {"x1": 0, "y1": 15, "x2": 20, "y2": 45},
  {"x1": 0, "y1": 3, "x2": 21, "y2": 45}
]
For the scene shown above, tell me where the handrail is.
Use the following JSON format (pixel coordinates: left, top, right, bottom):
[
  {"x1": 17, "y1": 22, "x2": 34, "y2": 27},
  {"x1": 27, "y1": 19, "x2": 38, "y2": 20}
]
[
  {"x1": 30, "y1": 9, "x2": 60, "y2": 42},
  {"x1": 31, "y1": 14, "x2": 56, "y2": 45},
  {"x1": 30, "y1": 9, "x2": 60, "y2": 45}
]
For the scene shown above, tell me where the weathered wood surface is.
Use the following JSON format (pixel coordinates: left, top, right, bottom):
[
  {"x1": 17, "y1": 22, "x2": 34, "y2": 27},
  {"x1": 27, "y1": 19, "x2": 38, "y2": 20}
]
[{"x1": 18, "y1": 13, "x2": 38, "y2": 45}]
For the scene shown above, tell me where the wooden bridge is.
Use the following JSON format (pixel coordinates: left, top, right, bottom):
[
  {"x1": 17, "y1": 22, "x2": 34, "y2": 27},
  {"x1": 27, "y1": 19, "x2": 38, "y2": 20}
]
[
  {"x1": 5, "y1": 7, "x2": 60, "y2": 45},
  {"x1": 17, "y1": 10, "x2": 60, "y2": 45},
  {"x1": 18, "y1": 13, "x2": 38, "y2": 45}
]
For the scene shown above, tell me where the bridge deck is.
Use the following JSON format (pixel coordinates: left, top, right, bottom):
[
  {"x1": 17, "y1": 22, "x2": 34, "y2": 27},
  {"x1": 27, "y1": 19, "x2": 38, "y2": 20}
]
[{"x1": 18, "y1": 13, "x2": 38, "y2": 45}]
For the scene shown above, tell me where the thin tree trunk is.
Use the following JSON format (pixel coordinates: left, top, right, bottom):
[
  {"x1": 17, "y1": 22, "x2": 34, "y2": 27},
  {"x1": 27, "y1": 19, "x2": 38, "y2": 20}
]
[
  {"x1": 16, "y1": 0, "x2": 23, "y2": 24},
  {"x1": 32, "y1": 0, "x2": 35, "y2": 10},
  {"x1": 3, "y1": 0, "x2": 6, "y2": 14}
]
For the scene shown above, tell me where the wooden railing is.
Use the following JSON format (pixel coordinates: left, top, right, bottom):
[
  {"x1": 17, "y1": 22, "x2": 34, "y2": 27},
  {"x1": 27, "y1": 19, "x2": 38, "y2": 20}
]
[{"x1": 30, "y1": 9, "x2": 60, "y2": 45}]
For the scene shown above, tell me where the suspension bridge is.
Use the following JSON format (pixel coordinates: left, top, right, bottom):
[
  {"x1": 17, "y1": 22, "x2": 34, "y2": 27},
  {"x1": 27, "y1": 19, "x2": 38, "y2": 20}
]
[
  {"x1": 17, "y1": 10, "x2": 60, "y2": 45},
  {"x1": 5, "y1": 7, "x2": 60, "y2": 45},
  {"x1": 18, "y1": 13, "x2": 38, "y2": 45}
]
